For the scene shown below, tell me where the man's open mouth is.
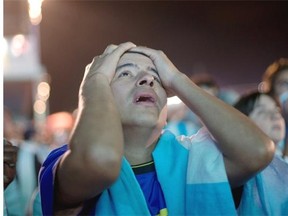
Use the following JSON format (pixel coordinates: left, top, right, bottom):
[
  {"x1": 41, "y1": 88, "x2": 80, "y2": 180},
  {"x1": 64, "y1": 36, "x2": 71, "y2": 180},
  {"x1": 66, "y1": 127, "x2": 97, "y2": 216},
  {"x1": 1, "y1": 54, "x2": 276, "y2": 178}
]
[{"x1": 134, "y1": 92, "x2": 157, "y2": 105}]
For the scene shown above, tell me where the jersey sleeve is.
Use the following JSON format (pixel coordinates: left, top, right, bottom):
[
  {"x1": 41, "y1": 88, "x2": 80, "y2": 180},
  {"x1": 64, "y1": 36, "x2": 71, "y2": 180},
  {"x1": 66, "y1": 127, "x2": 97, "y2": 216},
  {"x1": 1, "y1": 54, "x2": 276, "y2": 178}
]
[{"x1": 39, "y1": 144, "x2": 68, "y2": 215}]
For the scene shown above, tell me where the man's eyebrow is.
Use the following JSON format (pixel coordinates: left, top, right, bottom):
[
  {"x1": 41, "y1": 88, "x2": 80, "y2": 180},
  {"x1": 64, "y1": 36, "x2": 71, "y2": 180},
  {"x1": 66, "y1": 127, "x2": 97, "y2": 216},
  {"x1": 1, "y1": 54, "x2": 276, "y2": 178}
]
[
  {"x1": 116, "y1": 63, "x2": 159, "y2": 75},
  {"x1": 148, "y1": 66, "x2": 159, "y2": 75},
  {"x1": 116, "y1": 63, "x2": 138, "y2": 71}
]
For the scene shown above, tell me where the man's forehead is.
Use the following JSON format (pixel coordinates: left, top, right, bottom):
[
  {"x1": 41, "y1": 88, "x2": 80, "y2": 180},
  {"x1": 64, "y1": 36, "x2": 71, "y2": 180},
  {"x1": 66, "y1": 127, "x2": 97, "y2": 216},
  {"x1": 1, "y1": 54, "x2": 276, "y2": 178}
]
[
  {"x1": 119, "y1": 51, "x2": 153, "y2": 64},
  {"x1": 123, "y1": 50, "x2": 150, "y2": 58},
  {"x1": 117, "y1": 51, "x2": 156, "y2": 71}
]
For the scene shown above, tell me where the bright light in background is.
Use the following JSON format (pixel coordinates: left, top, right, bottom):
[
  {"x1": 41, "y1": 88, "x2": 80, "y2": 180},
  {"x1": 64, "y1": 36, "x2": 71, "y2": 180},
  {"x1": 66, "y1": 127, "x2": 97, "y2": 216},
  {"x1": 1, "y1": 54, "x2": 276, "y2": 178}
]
[
  {"x1": 34, "y1": 80, "x2": 50, "y2": 117},
  {"x1": 28, "y1": 0, "x2": 44, "y2": 25},
  {"x1": 11, "y1": 34, "x2": 28, "y2": 57},
  {"x1": 34, "y1": 99, "x2": 46, "y2": 114},
  {"x1": 37, "y1": 81, "x2": 50, "y2": 101},
  {"x1": 2, "y1": 38, "x2": 8, "y2": 58},
  {"x1": 167, "y1": 96, "x2": 182, "y2": 105}
]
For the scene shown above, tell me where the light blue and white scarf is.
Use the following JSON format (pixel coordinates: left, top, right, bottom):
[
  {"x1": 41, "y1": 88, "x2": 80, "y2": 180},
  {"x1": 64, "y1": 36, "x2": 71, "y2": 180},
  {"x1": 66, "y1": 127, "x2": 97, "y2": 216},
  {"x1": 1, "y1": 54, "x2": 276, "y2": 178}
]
[
  {"x1": 237, "y1": 155, "x2": 288, "y2": 215},
  {"x1": 95, "y1": 129, "x2": 236, "y2": 215},
  {"x1": 35, "y1": 129, "x2": 237, "y2": 215}
]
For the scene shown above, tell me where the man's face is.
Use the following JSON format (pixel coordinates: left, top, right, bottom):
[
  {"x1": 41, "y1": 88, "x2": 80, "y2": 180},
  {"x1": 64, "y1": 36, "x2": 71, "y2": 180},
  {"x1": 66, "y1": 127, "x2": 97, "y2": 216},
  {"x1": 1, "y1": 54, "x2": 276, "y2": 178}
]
[{"x1": 111, "y1": 52, "x2": 168, "y2": 129}]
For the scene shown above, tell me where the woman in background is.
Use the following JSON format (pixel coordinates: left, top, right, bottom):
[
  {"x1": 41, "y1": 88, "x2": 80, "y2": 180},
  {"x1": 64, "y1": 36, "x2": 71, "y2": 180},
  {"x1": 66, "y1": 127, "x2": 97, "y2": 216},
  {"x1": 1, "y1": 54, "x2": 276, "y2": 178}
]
[
  {"x1": 234, "y1": 91, "x2": 288, "y2": 215},
  {"x1": 260, "y1": 58, "x2": 288, "y2": 160}
]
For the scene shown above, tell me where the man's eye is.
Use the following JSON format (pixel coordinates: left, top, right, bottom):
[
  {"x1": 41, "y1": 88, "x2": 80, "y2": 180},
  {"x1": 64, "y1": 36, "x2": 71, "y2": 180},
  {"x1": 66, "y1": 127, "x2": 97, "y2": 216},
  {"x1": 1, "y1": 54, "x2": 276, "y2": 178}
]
[
  {"x1": 118, "y1": 71, "x2": 131, "y2": 78},
  {"x1": 153, "y1": 75, "x2": 161, "y2": 83}
]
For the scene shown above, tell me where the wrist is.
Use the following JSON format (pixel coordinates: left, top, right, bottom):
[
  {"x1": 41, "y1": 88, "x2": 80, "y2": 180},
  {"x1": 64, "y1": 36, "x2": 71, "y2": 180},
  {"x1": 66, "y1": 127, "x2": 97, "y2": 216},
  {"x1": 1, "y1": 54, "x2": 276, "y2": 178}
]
[{"x1": 170, "y1": 72, "x2": 190, "y2": 90}]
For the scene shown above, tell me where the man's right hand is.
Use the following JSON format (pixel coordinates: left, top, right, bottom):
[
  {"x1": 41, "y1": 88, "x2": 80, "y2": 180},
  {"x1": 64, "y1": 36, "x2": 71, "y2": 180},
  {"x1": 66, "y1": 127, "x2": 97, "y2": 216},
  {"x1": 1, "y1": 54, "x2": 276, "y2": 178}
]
[{"x1": 79, "y1": 42, "x2": 136, "y2": 104}]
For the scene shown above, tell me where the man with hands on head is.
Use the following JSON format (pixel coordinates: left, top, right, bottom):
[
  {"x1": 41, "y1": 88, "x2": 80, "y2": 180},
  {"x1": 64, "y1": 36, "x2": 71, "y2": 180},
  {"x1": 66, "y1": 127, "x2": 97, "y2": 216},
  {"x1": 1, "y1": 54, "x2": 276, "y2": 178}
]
[{"x1": 39, "y1": 42, "x2": 274, "y2": 215}]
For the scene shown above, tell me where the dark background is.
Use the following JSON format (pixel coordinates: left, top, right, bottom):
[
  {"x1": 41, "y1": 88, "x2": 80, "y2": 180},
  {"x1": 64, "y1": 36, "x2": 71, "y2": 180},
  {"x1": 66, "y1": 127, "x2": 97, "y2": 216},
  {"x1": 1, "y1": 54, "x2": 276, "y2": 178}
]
[{"x1": 4, "y1": 1, "x2": 288, "y2": 114}]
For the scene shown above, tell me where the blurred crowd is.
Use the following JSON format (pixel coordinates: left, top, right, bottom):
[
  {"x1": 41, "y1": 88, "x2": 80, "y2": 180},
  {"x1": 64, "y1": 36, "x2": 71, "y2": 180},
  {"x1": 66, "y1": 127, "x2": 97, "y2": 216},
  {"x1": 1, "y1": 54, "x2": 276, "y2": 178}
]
[{"x1": 4, "y1": 109, "x2": 75, "y2": 215}]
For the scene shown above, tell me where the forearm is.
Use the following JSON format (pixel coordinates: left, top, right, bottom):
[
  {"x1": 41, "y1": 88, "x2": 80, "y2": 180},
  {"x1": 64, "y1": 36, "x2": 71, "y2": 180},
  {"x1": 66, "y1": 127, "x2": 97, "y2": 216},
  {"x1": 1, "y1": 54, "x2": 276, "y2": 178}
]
[
  {"x1": 55, "y1": 74, "x2": 124, "y2": 206},
  {"x1": 53, "y1": 42, "x2": 136, "y2": 209},
  {"x1": 70, "y1": 73, "x2": 124, "y2": 164},
  {"x1": 172, "y1": 73, "x2": 274, "y2": 176}
]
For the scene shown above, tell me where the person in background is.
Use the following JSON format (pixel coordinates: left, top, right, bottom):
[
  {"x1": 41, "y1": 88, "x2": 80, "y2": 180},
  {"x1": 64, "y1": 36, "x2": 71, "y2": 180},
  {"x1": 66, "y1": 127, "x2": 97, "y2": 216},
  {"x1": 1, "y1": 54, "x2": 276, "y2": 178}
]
[
  {"x1": 260, "y1": 58, "x2": 288, "y2": 160},
  {"x1": 3, "y1": 138, "x2": 19, "y2": 216},
  {"x1": 3, "y1": 107, "x2": 24, "y2": 146},
  {"x1": 4, "y1": 107, "x2": 32, "y2": 216},
  {"x1": 191, "y1": 73, "x2": 220, "y2": 96},
  {"x1": 28, "y1": 111, "x2": 75, "y2": 215},
  {"x1": 4, "y1": 107, "x2": 75, "y2": 216},
  {"x1": 192, "y1": 73, "x2": 240, "y2": 105},
  {"x1": 4, "y1": 138, "x2": 18, "y2": 189},
  {"x1": 234, "y1": 91, "x2": 288, "y2": 214},
  {"x1": 40, "y1": 111, "x2": 75, "y2": 150},
  {"x1": 39, "y1": 42, "x2": 273, "y2": 215},
  {"x1": 166, "y1": 72, "x2": 239, "y2": 136}
]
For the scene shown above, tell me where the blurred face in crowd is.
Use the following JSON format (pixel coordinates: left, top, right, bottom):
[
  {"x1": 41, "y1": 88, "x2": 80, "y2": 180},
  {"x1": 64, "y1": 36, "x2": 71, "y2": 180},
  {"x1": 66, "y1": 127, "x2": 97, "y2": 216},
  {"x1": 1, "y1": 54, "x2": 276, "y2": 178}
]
[
  {"x1": 4, "y1": 108, "x2": 24, "y2": 145},
  {"x1": 111, "y1": 52, "x2": 168, "y2": 129},
  {"x1": 272, "y1": 69, "x2": 288, "y2": 123},
  {"x1": 273, "y1": 69, "x2": 288, "y2": 98},
  {"x1": 249, "y1": 94, "x2": 285, "y2": 144},
  {"x1": 3, "y1": 138, "x2": 18, "y2": 189}
]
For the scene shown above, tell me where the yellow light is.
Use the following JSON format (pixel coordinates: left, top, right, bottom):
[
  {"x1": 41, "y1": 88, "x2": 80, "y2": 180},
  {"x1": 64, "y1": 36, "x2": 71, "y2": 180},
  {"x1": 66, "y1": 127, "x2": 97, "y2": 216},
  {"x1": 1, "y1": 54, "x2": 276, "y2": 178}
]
[
  {"x1": 30, "y1": 13, "x2": 42, "y2": 25},
  {"x1": 28, "y1": 0, "x2": 44, "y2": 25},
  {"x1": 2, "y1": 38, "x2": 8, "y2": 56},
  {"x1": 34, "y1": 100, "x2": 46, "y2": 114},
  {"x1": 11, "y1": 34, "x2": 27, "y2": 56},
  {"x1": 37, "y1": 82, "x2": 50, "y2": 96}
]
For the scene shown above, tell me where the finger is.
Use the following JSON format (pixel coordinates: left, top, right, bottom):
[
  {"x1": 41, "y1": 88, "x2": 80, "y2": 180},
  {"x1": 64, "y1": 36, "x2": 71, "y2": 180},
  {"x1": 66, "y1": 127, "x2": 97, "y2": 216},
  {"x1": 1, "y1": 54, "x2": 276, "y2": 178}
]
[
  {"x1": 130, "y1": 46, "x2": 153, "y2": 53},
  {"x1": 83, "y1": 56, "x2": 100, "y2": 78},
  {"x1": 109, "y1": 42, "x2": 137, "y2": 60},
  {"x1": 88, "y1": 42, "x2": 135, "y2": 71},
  {"x1": 130, "y1": 46, "x2": 159, "y2": 60},
  {"x1": 102, "y1": 44, "x2": 118, "y2": 55}
]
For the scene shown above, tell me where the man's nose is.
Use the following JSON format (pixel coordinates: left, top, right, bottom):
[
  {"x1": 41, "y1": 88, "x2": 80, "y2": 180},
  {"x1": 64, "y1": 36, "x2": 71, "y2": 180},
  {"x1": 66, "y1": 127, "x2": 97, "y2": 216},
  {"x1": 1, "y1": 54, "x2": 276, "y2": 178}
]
[{"x1": 137, "y1": 73, "x2": 155, "y2": 87}]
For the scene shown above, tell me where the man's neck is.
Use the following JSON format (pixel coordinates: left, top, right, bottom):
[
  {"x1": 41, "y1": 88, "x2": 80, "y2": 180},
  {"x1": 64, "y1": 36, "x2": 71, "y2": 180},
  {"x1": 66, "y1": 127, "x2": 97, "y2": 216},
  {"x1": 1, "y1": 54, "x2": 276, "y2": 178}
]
[{"x1": 123, "y1": 126, "x2": 161, "y2": 165}]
